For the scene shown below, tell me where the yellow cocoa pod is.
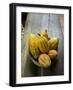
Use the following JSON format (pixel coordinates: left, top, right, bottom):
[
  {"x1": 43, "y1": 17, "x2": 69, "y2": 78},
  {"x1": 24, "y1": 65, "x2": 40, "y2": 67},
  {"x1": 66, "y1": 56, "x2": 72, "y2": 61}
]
[
  {"x1": 40, "y1": 29, "x2": 48, "y2": 39},
  {"x1": 38, "y1": 34, "x2": 49, "y2": 53},
  {"x1": 48, "y1": 37, "x2": 59, "y2": 50},
  {"x1": 29, "y1": 33, "x2": 40, "y2": 59},
  {"x1": 48, "y1": 50, "x2": 58, "y2": 60},
  {"x1": 38, "y1": 54, "x2": 51, "y2": 68}
]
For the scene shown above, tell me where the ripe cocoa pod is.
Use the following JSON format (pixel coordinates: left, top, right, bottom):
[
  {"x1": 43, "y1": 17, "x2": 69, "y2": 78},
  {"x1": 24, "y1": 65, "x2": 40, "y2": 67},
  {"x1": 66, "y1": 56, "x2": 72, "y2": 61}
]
[
  {"x1": 38, "y1": 54, "x2": 51, "y2": 68},
  {"x1": 40, "y1": 29, "x2": 48, "y2": 39},
  {"x1": 48, "y1": 50, "x2": 58, "y2": 60},
  {"x1": 29, "y1": 33, "x2": 40, "y2": 59},
  {"x1": 38, "y1": 35, "x2": 49, "y2": 53},
  {"x1": 48, "y1": 37, "x2": 59, "y2": 50}
]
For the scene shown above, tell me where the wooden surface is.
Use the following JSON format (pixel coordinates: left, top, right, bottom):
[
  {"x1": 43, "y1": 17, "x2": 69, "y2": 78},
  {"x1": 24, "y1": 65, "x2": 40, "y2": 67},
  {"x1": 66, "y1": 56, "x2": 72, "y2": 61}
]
[{"x1": 21, "y1": 13, "x2": 64, "y2": 77}]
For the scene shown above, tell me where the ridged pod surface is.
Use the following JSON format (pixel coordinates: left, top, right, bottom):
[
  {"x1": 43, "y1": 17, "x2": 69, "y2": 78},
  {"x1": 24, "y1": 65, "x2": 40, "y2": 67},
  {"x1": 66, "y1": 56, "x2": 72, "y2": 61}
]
[
  {"x1": 48, "y1": 50, "x2": 58, "y2": 60},
  {"x1": 29, "y1": 33, "x2": 40, "y2": 59},
  {"x1": 38, "y1": 35, "x2": 49, "y2": 53},
  {"x1": 48, "y1": 37, "x2": 59, "y2": 50},
  {"x1": 38, "y1": 54, "x2": 51, "y2": 68},
  {"x1": 40, "y1": 30, "x2": 48, "y2": 40}
]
